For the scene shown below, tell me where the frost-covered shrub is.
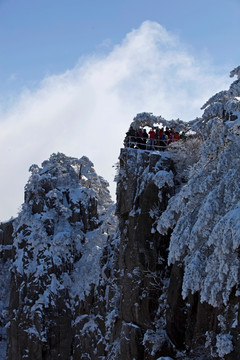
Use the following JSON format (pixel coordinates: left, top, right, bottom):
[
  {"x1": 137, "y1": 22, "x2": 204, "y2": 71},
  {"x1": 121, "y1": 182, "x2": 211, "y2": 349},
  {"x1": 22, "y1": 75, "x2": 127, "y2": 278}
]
[{"x1": 167, "y1": 136, "x2": 203, "y2": 184}]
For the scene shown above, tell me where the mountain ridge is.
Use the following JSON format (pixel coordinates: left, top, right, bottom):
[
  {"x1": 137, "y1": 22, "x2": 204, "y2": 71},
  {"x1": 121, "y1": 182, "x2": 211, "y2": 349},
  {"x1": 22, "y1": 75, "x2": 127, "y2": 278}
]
[{"x1": 0, "y1": 66, "x2": 240, "y2": 359}]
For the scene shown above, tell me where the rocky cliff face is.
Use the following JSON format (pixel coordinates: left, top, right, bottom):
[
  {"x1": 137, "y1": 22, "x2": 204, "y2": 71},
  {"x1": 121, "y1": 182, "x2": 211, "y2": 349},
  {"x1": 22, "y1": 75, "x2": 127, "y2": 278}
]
[
  {"x1": 112, "y1": 149, "x2": 175, "y2": 359},
  {"x1": 0, "y1": 221, "x2": 13, "y2": 360},
  {"x1": 1, "y1": 66, "x2": 240, "y2": 360}
]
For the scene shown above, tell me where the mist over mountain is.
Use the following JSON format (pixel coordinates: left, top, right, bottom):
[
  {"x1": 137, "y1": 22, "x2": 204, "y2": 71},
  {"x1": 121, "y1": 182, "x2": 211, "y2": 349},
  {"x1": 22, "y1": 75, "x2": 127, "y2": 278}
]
[{"x1": 0, "y1": 66, "x2": 240, "y2": 359}]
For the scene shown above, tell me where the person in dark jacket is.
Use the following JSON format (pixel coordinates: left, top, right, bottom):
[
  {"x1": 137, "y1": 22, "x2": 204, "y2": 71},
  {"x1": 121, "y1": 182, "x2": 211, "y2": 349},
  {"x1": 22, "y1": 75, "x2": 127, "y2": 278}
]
[
  {"x1": 125, "y1": 126, "x2": 136, "y2": 148},
  {"x1": 142, "y1": 129, "x2": 148, "y2": 149},
  {"x1": 136, "y1": 128, "x2": 144, "y2": 149}
]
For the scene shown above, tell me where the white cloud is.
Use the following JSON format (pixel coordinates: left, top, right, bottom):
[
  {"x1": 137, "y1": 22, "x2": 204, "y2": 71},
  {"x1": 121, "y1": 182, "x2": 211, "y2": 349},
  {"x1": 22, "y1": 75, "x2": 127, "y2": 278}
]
[{"x1": 0, "y1": 21, "x2": 231, "y2": 221}]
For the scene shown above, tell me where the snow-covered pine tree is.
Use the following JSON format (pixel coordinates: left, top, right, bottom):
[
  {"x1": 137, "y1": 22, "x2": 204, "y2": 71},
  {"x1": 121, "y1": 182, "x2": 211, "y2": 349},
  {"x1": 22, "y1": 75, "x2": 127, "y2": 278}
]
[{"x1": 157, "y1": 67, "x2": 240, "y2": 308}]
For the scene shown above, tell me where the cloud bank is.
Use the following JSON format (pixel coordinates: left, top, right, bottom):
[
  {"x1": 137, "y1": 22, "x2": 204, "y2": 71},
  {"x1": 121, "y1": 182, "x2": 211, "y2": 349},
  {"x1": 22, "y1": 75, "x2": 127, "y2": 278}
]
[{"x1": 0, "y1": 21, "x2": 231, "y2": 220}]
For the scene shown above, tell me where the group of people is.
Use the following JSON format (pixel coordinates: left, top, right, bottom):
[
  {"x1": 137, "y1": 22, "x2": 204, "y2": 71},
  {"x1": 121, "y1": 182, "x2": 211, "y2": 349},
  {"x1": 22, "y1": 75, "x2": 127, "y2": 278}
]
[{"x1": 124, "y1": 126, "x2": 186, "y2": 151}]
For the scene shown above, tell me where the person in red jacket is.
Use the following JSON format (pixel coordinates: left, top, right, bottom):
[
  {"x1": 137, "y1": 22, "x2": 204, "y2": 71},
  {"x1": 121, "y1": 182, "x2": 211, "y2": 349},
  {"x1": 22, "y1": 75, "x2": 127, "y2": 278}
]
[
  {"x1": 174, "y1": 131, "x2": 180, "y2": 141},
  {"x1": 148, "y1": 128, "x2": 156, "y2": 150}
]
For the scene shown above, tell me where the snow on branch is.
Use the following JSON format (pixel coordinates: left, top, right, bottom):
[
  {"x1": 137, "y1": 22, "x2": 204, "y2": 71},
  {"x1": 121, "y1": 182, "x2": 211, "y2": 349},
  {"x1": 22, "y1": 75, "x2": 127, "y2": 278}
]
[
  {"x1": 130, "y1": 112, "x2": 188, "y2": 132},
  {"x1": 201, "y1": 91, "x2": 228, "y2": 110},
  {"x1": 228, "y1": 79, "x2": 240, "y2": 98},
  {"x1": 230, "y1": 65, "x2": 240, "y2": 79}
]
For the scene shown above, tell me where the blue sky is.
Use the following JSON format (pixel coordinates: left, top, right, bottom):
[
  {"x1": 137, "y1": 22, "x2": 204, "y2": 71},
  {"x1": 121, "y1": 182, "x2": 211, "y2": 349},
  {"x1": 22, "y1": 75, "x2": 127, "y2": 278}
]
[
  {"x1": 1, "y1": 0, "x2": 239, "y2": 101},
  {"x1": 0, "y1": 0, "x2": 239, "y2": 220}
]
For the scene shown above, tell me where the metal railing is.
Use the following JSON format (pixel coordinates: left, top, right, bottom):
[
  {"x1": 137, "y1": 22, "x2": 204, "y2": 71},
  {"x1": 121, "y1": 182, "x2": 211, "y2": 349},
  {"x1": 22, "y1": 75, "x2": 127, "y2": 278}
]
[{"x1": 124, "y1": 136, "x2": 180, "y2": 151}]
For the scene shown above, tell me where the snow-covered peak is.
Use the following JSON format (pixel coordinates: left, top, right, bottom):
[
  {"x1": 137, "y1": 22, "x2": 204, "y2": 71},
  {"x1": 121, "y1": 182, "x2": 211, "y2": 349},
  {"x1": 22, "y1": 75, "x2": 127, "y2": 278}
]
[
  {"x1": 12, "y1": 152, "x2": 114, "y2": 278},
  {"x1": 25, "y1": 152, "x2": 112, "y2": 217},
  {"x1": 9, "y1": 152, "x2": 117, "y2": 342}
]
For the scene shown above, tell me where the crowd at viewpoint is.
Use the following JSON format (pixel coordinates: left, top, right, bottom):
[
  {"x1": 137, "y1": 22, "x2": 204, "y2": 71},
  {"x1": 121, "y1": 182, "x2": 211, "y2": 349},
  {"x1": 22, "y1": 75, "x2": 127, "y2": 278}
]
[{"x1": 124, "y1": 126, "x2": 186, "y2": 151}]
